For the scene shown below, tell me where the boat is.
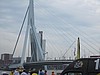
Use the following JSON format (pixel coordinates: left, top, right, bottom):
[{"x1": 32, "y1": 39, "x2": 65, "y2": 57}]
[{"x1": 61, "y1": 58, "x2": 100, "y2": 75}]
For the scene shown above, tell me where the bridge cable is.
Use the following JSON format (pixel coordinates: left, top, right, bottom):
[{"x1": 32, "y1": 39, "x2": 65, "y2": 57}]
[
  {"x1": 35, "y1": 1, "x2": 99, "y2": 53},
  {"x1": 35, "y1": 2, "x2": 75, "y2": 43},
  {"x1": 12, "y1": 6, "x2": 29, "y2": 57},
  {"x1": 62, "y1": 41, "x2": 76, "y2": 58}
]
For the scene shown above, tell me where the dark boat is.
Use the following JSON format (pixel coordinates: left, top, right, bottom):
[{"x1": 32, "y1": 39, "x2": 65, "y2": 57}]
[{"x1": 61, "y1": 58, "x2": 100, "y2": 75}]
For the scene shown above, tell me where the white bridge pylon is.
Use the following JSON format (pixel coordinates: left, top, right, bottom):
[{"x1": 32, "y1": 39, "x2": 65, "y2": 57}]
[{"x1": 21, "y1": 0, "x2": 45, "y2": 64}]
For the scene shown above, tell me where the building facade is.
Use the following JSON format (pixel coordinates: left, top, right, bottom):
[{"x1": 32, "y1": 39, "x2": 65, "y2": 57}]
[{"x1": 1, "y1": 53, "x2": 12, "y2": 66}]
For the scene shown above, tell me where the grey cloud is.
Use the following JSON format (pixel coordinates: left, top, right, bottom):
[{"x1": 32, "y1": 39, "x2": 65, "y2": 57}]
[{"x1": 0, "y1": 0, "x2": 100, "y2": 58}]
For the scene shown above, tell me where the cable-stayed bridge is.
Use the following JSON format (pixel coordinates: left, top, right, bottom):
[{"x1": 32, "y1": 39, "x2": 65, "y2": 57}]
[
  {"x1": 8, "y1": 0, "x2": 100, "y2": 70},
  {"x1": 9, "y1": 0, "x2": 73, "y2": 69},
  {"x1": 9, "y1": 0, "x2": 45, "y2": 69}
]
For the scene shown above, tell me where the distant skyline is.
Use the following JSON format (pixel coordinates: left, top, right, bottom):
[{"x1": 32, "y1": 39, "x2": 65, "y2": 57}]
[{"x1": 0, "y1": 0, "x2": 100, "y2": 59}]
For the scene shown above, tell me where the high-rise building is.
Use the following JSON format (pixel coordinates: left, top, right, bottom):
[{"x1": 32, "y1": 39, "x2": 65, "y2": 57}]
[
  {"x1": 1, "y1": 53, "x2": 12, "y2": 66},
  {"x1": 12, "y1": 57, "x2": 21, "y2": 64},
  {"x1": 26, "y1": 57, "x2": 31, "y2": 62},
  {"x1": 1, "y1": 53, "x2": 12, "y2": 61}
]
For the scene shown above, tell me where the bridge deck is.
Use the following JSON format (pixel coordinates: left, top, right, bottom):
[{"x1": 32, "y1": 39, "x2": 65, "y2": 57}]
[{"x1": 23, "y1": 60, "x2": 73, "y2": 69}]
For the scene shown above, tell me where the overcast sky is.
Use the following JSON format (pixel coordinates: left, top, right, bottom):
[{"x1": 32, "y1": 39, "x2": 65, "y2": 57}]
[{"x1": 0, "y1": 0, "x2": 100, "y2": 60}]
